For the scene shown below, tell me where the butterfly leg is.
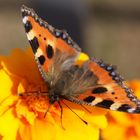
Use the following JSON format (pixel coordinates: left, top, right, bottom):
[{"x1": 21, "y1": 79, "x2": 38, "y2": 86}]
[
  {"x1": 80, "y1": 104, "x2": 91, "y2": 113},
  {"x1": 58, "y1": 101, "x2": 65, "y2": 130},
  {"x1": 44, "y1": 103, "x2": 51, "y2": 118}
]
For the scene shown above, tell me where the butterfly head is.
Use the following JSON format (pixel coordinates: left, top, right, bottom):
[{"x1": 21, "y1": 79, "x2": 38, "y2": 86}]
[{"x1": 48, "y1": 89, "x2": 60, "y2": 104}]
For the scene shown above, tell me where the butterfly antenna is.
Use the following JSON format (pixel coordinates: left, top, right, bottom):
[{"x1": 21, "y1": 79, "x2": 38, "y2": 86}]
[
  {"x1": 18, "y1": 91, "x2": 48, "y2": 97},
  {"x1": 80, "y1": 105, "x2": 91, "y2": 113},
  {"x1": 58, "y1": 101, "x2": 65, "y2": 130},
  {"x1": 61, "y1": 100, "x2": 88, "y2": 125}
]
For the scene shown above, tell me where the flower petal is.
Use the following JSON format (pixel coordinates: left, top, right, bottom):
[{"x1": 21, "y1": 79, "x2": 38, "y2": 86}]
[
  {"x1": 0, "y1": 48, "x2": 42, "y2": 84},
  {"x1": 0, "y1": 108, "x2": 20, "y2": 140},
  {"x1": 0, "y1": 69, "x2": 14, "y2": 102},
  {"x1": 102, "y1": 124, "x2": 125, "y2": 140},
  {"x1": 18, "y1": 116, "x2": 57, "y2": 140},
  {"x1": 0, "y1": 48, "x2": 107, "y2": 140},
  {"x1": 16, "y1": 100, "x2": 36, "y2": 125}
]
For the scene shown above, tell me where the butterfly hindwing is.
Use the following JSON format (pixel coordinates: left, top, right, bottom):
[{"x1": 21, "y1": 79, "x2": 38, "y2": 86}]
[
  {"x1": 21, "y1": 5, "x2": 81, "y2": 82},
  {"x1": 68, "y1": 58, "x2": 140, "y2": 113}
]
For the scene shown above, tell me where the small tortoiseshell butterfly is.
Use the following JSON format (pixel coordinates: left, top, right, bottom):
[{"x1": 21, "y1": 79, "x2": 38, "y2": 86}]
[{"x1": 21, "y1": 5, "x2": 140, "y2": 114}]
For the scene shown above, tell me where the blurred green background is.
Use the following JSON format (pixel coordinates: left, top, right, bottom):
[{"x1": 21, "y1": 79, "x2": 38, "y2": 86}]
[{"x1": 0, "y1": 0, "x2": 140, "y2": 79}]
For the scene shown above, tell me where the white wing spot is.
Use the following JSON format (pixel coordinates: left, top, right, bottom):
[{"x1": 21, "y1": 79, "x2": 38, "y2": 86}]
[
  {"x1": 91, "y1": 97, "x2": 103, "y2": 106},
  {"x1": 23, "y1": 16, "x2": 28, "y2": 24},
  {"x1": 110, "y1": 102, "x2": 122, "y2": 110},
  {"x1": 128, "y1": 108, "x2": 135, "y2": 113},
  {"x1": 27, "y1": 30, "x2": 35, "y2": 41},
  {"x1": 35, "y1": 48, "x2": 43, "y2": 57}
]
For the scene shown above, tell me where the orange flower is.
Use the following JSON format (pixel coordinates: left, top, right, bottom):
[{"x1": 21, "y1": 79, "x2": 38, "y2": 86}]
[
  {"x1": 101, "y1": 80, "x2": 140, "y2": 140},
  {"x1": 0, "y1": 48, "x2": 107, "y2": 140}
]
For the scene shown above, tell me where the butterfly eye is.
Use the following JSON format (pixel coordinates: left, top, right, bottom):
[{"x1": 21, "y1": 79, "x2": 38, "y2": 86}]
[
  {"x1": 92, "y1": 87, "x2": 108, "y2": 94},
  {"x1": 46, "y1": 45, "x2": 54, "y2": 59}
]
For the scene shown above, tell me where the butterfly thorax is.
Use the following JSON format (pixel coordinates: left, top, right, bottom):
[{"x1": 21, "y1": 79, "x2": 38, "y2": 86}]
[{"x1": 47, "y1": 62, "x2": 98, "y2": 104}]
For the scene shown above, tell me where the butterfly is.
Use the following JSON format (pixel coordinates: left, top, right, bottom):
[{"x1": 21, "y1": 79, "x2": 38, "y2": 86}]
[{"x1": 21, "y1": 5, "x2": 140, "y2": 114}]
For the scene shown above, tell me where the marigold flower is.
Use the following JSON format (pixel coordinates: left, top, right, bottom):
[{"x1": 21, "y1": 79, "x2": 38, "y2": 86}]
[
  {"x1": 101, "y1": 80, "x2": 140, "y2": 140},
  {"x1": 0, "y1": 48, "x2": 107, "y2": 140}
]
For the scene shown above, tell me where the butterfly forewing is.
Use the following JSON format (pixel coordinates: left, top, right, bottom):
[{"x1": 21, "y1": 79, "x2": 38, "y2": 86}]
[{"x1": 21, "y1": 5, "x2": 81, "y2": 82}]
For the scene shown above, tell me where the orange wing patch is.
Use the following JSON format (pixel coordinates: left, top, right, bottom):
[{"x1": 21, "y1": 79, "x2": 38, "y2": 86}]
[{"x1": 21, "y1": 5, "x2": 81, "y2": 73}]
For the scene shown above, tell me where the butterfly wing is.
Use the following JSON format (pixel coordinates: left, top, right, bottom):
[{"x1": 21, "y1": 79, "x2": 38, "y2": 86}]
[
  {"x1": 21, "y1": 5, "x2": 140, "y2": 113},
  {"x1": 66, "y1": 58, "x2": 140, "y2": 113},
  {"x1": 21, "y1": 5, "x2": 81, "y2": 82}
]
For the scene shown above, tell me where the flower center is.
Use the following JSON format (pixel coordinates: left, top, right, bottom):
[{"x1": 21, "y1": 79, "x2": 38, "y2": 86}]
[{"x1": 18, "y1": 81, "x2": 50, "y2": 113}]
